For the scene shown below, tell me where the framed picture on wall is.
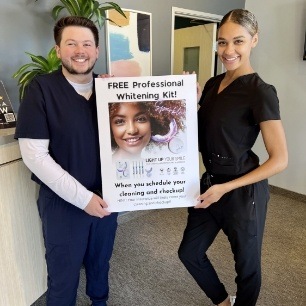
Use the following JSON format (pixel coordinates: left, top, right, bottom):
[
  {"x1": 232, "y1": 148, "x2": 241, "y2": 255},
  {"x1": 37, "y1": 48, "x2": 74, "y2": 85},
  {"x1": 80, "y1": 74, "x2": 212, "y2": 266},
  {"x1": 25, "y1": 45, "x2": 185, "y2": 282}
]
[{"x1": 106, "y1": 9, "x2": 152, "y2": 76}]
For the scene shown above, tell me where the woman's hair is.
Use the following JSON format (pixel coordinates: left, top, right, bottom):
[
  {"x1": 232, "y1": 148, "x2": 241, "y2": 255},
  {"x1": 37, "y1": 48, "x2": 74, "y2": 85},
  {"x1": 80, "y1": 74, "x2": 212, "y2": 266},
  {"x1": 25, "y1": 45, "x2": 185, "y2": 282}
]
[
  {"x1": 220, "y1": 9, "x2": 258, "y2": 37},
  {"x1": 109, "y1": 100, "x2": 186, "y2": 150},
  {"x1": 53, "y1": 16, "x2": 99, "y2": 46},
  {"x1": 145, "y1": 100, "x2": 185, "y2": 136}
]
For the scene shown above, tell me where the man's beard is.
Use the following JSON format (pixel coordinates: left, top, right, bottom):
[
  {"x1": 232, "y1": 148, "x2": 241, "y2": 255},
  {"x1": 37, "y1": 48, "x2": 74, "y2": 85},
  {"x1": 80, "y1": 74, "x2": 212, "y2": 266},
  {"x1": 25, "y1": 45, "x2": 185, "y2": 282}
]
[{"x1": 61, "y1": 59, "x2": 97, "y2": 75}]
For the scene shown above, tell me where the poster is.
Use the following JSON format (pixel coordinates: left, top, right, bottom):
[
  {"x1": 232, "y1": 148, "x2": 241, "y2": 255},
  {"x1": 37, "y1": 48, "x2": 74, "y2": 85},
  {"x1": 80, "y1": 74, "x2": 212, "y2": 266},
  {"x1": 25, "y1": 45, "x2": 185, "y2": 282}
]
[
  {"x1": 106, "y1": 9, "x2": 152, "y2": 76},
  {"x1": 95, "y1": 74, "x2": 199, "y2": 212}
]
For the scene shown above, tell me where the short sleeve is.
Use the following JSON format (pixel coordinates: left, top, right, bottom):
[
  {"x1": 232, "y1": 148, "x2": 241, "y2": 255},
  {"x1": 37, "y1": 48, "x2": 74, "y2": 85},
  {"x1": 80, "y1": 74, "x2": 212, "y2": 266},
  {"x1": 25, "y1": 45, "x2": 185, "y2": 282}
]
[
  {"x1": 252, "y1": 84, "x2": 281, "y2": 124},
  {"x1": 14, "y1": 78, "x2": 50, "y2": 139},
  {"x1": 198, "y1": 76, "x2": 218, "y2": 107}
]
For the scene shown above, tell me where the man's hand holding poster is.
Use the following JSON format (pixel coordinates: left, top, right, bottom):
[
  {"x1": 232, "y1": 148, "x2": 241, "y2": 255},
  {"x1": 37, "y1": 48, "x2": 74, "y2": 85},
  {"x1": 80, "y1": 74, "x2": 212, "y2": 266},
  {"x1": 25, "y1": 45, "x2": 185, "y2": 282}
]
[{"x1": 95, "y1": 74, "x2": 200, "y2": 212}]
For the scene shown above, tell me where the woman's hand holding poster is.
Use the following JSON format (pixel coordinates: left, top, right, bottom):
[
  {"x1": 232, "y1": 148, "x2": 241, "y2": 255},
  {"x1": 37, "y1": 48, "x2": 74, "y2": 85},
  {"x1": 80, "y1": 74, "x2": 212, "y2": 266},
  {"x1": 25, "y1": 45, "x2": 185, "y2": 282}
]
[{"x1": 95, "y1": 74, "x2": 200, "y2": 212}]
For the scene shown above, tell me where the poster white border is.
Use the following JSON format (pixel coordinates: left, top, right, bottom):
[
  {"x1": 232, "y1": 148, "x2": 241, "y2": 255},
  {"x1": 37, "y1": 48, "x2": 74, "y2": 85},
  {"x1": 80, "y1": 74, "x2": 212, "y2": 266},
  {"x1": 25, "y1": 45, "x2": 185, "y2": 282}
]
[{"x1": 95, "y1": 74, "x2": 199, "y2": 212}]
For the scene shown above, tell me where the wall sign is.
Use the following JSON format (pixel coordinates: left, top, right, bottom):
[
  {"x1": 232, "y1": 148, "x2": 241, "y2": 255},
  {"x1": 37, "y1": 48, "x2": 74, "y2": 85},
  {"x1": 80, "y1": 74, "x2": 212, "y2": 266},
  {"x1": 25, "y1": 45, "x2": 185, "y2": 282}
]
[{"x1": 0, "y1": 81, "x2": 16, "y2": 129}]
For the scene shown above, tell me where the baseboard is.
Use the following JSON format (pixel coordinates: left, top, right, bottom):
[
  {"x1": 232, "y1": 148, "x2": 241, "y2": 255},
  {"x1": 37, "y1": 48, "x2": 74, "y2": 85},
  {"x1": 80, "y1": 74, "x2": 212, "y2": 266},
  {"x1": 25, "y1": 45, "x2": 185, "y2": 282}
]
[{"x1": 269, "y1": 185, "x2": 306, "y2": 204}]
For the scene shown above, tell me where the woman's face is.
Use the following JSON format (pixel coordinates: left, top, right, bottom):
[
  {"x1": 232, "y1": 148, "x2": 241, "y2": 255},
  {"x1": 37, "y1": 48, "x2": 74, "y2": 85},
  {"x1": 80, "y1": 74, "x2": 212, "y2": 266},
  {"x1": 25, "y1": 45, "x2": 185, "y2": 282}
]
[
  {"x1": 111, "y1": 103, "x2": 151, "y2": 157},
  {"x1": 217, "y1": 21, "x2": 258, "y2": 73}
]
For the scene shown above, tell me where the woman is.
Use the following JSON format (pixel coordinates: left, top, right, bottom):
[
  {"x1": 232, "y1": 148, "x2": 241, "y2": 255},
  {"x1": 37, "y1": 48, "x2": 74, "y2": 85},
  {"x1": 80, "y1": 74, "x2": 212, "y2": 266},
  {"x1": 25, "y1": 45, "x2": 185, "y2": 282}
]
[
  {"x1": 109, "y1": 100, "x2": 186, "y2": 160},
  {"x1": 178, "y1": 9, "x2": 288, "y2": 306},
  {"x1": 109, "y1": 102, "x2": 152, "y2": 160}
]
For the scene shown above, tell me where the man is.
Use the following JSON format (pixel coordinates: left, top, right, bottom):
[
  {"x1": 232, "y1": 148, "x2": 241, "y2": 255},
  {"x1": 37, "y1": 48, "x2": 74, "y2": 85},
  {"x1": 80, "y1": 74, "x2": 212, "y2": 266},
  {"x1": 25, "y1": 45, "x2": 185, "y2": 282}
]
[{"x1": 15, "y1": 16, "x2": 118, "y2": 306}]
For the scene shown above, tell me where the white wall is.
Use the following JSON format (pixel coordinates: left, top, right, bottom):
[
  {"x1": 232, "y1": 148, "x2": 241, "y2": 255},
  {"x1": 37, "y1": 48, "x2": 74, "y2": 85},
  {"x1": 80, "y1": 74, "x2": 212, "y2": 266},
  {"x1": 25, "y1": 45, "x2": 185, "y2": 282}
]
[{"x1": 245, "y1": 0, "x2": 306, "y2": 195}]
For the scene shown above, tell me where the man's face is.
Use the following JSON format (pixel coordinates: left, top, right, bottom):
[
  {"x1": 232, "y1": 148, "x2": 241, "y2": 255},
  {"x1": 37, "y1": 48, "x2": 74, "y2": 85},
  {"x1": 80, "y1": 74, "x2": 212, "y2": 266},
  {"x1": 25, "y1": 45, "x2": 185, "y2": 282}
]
[{"x1": 55, "y1": 26, "x2": 99, "y2": 79}]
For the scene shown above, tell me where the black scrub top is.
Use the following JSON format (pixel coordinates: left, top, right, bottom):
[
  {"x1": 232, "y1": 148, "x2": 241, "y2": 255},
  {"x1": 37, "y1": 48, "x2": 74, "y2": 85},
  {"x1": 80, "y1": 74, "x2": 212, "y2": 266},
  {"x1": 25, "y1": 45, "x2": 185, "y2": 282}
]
[{"x1": 198, "y1": 72, "x2": 280, "y2": 177}]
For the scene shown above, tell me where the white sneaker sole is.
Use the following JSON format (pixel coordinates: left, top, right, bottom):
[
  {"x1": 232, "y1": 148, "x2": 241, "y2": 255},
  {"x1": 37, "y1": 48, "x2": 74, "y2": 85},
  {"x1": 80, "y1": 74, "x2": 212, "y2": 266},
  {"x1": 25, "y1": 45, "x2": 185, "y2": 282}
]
[{"x1": 230, "y1": 295, "x2": 236, "y2": 306}]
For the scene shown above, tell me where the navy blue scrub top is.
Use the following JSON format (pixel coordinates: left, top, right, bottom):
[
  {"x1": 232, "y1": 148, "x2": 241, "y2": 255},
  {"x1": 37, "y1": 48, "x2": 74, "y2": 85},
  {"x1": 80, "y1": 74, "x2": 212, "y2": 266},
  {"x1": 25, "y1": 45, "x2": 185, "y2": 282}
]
[{"x1": 15, "y1": 68, "x2": 102, "y2": 191}]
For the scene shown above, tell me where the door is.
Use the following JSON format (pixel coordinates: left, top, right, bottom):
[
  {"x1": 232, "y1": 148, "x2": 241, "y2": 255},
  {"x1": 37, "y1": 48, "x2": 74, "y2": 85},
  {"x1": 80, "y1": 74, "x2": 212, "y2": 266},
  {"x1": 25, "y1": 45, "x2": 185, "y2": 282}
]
[
  {"x1": 173, "y1": 23, "x2": 217, "y2": 89},
  {"x1": 173, "y1": 22, "x2": 218, "y2": 176}
]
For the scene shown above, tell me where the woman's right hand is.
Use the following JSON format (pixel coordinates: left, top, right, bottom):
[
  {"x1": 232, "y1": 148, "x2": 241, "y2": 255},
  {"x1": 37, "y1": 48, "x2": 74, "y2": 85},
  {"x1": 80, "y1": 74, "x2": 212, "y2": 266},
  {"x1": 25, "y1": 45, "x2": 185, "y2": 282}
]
[{"x1": 182, "y1": 71, "x2": 202, "y2": 102}]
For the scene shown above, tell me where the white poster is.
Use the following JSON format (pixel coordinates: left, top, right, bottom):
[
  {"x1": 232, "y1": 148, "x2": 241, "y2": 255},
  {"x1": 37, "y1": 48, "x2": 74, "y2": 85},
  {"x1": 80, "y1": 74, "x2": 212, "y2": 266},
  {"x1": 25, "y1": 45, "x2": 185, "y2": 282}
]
[{"x1": 95, "y1": 74, "x2": 199, "y2": 212}]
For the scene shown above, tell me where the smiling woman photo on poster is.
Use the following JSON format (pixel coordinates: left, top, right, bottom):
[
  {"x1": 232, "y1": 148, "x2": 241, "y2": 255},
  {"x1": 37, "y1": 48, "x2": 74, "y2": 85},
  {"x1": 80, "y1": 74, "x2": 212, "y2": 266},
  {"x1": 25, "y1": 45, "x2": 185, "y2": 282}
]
[{"x1": 108, "y1": 99, "x2": 186, "y2": 161}]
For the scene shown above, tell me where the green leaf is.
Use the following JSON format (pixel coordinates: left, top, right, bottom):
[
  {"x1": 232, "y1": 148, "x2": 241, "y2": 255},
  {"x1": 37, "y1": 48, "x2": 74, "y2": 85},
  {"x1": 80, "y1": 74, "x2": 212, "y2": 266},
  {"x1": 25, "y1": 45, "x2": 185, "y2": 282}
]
[
  {"x1": 19, "y1": 70, "x2": 41, "y2": 101},
  {"x1": 104, "y1": 2, "x2": 126, "y2": 17},
  {"x1": 94, "y1": 9, "x2": 105, "y2": 29},
  {"x1": 60, "y1": 0, "x2": 79, "y2": 16},
  {"x1": 47, "y1": 48, "x2": 57, "y2": 60},
  {"x1": 96, "y1": 3, "x2": 126, "y2": 28},
  {"x1": 12, "y1": 63, "x2": 39, "y2": 78},
  {"x1": 17, "y1": 70, "x2": 40, "y2": 86},
  {"x1": 52, "y1": 5, "x2": 65, "y2": 20},
  {"x1": 46, "y1": 48, "x2": 61, "y2": 69},
  {"x1": 25, "y1": 53, "x2": 49, "y2": 71},
  {"x1": 80, "y1": 3, "x2": 92, "y2": 18},
  {"x1": 78, "y1": 0, "x2": 92, "y2": 17}
]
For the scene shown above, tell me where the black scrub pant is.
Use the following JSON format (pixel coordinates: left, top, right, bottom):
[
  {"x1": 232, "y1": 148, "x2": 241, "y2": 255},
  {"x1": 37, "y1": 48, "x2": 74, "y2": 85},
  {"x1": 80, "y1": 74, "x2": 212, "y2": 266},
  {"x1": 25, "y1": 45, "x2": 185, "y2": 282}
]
[
  {"x1": 37, "y1": 185, "x2": 118, "y2": 306},
  {"x1": 178, "y1": 173, "x2": 269, "y2": 306}
]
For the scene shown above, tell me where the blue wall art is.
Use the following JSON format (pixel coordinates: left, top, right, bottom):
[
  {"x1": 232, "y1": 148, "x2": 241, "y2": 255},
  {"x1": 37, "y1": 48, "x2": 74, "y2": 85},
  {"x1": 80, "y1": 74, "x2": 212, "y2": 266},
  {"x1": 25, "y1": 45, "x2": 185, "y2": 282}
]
[{"x1": 106, "y1": 9, "x2": 152, "y2": 76}]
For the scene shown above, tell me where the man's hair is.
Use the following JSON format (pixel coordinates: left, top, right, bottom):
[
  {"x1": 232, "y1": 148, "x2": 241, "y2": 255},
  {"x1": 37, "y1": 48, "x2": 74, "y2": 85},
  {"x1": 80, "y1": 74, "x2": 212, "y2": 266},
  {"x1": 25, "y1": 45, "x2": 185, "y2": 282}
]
[{"x1": 54, "y1": 16, "x2": 99, "y2": 46}]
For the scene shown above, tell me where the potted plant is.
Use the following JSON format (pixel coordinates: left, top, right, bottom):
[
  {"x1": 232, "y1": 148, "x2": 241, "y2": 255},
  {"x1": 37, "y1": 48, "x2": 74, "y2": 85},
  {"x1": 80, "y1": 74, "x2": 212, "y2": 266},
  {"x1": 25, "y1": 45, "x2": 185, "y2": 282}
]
[
  {"x1": 13, "y1": 0, "x2": 125, "y2": 100},
  {"x1": 13, "y1": 48, "x2": 61, "y2": 101},
  {"x1": 51, "y1": 0, "x2": 124, "y2": 29}
]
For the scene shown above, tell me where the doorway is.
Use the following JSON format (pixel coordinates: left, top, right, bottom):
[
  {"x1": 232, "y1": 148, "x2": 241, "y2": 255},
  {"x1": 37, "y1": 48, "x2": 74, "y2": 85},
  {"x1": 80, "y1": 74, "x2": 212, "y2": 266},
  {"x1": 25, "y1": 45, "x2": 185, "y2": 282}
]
[
  {"x1": 171, "y1": 7, "x2": 223, "y2": 175},
  {"x1": 171, "y1": 7, "x2": 223, "y2": 89}
]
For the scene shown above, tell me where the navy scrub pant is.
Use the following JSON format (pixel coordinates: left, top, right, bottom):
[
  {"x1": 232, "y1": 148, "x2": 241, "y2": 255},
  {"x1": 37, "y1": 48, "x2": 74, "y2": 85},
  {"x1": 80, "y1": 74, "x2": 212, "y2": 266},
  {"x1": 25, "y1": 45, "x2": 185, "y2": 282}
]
[
  {"x1": 37, "y1": 185, "x2": 118, "y2": 306},
  {"x1": 178, "y1": 173, "x2": 269, "y2": 306}
]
